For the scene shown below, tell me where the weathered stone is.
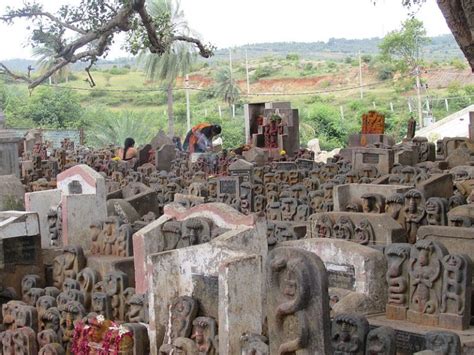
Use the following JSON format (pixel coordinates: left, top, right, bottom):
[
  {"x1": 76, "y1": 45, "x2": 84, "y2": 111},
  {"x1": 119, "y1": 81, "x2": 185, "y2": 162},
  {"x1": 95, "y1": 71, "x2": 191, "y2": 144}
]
[{"x1": 266, "y1": 247, "x2": 332, "y2": 355}]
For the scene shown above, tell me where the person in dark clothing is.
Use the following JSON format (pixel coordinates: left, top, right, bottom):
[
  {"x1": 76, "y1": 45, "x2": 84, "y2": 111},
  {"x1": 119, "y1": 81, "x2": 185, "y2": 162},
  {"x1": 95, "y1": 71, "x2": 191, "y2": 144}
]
[
  {"x1": 116, "y1": 137, "x2": 138, "y2": 161},
  {"x1": 182, "y1": 123, "x2": 222, "y2": 153}
]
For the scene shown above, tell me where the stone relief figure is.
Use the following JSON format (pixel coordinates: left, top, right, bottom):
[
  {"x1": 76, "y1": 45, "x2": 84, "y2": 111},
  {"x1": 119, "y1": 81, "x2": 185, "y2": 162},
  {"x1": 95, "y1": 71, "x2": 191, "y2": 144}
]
[
  {"x1": 101, "y1": 217, "x2": 121, "y2": 255},
  {"x1": 331, "y1": 314, "x2": 369, "y2": 355},
  {"x1": 23, "y1": 288, "x2": 45, "y2": 307},
  {"x1": 126, "y1": 293, "x2": 148, "y2": 323},
  {"x1": 36, "y1": 296, "x2": 56, "y2": 330},
  {"x1": 39, "y1": 343, "x2": 66, "y2": 355},
  {"x1": 13, "y1": 304, "x2": 38, "y2": 333},
  {"x1": 191, "y1": 317, "x2": 218, "y2": 355},
  {"x1": 266, "y1": 247, "x2": 331, "y2": 355},
  {"x1": 21, "y1": 275, "x2": 42, "y2": 303},
  {"x1": 385, "y1": 244, "x2": 411, "y2": 320},
  {"x1": 62, "y1": 278, "x2": 80, "y2": 293},
  {"x1": 115, "y1": 224, "x2": 134, "y2": 257},
  {"x1": 41, "y1": 308, "x2": 61, "y2": 333},
  {"x1": 158, "y1": 221, "x2": 182, "y2": 252},
  {"x1": 240, "y1": 333, "x2": 269, "y2": 355},
  {"x1": 60, "y1": 301, "x2": 86, "y2": 351},
  {"x1": 76, "y1": 267, "x2": 100, "y2": 311},
  {"x1": 47, "y1": 207, "x2": 61, "y2": 247},
  {"x1": 308, "y1": 190, "x2": 324, "y2": 213},
  {"x1": 354, "y1": 219, "x2": 375, "y2": 245},
  {"x1": 312, "y1": 214, "x2": 334, "y2": 239},
  {"x1": 37, "y1": 329, "x2": 60, "y2": 348},
  {"x1": 266, "y1": 202, "x2": 282, "y2": 221},
  {"x1": 385, "y1": 193, "x2": 405, "y2": 226},
  {"x1": 12, "y1": 327, "x2": 37, "y2": 355},
  {"x1": 89, "y1": 222, "x2": 103, "y2": 255},
  {"x1": 448, "y1": 215, "x2": 472, "y2": 227},
  {"x1": 365, "y1": 326, "x2": 396, "y2": 355},
  {"x1": 333, "y1": 216, "x2": 355, "y2": 240},
  {"x1": 105, "y1": 271, "x2": 128, "y2": 321},
  {"x1": 254, "y1": 195, "x2": 267, "y2": 217},
  {"x1": 91, "y1": 292, "x2": 113, "y2": 319},
  {"x1": 404, "y1": 190, "x2": 427, "y2": 244},
  {"x1": 53, "y1": 246, "x2": 86, "y2": 289},
  {"x1": 44, "y1": 287, "x2": 60, "y2": 299},
  {"x1": 425, "y1": 331, "x2": 461, "y2": 355},
  {"x1": 361, "y1": 193, "x2": 385, "y2": 214},
  {"x1": 426, "y1": 197, "x2": 449, "y2": 226},
  {"x1": 439, "y1": 254, "x2": 472, "y2": 330},
  {"x1": 345, "y1": 203, "x2": 361, "y2": 213},
  {"x1": 408, "y1": 240, "x2": 448, "y2": 324},
  {"x1": 294, "y1": 204, "x2": 310, "y2": 222},
  {"x1": 281, "y1": 198, "x2": 298, "y2": 221},
  {"x1": 180, "y1": 218, "x2": 211, "y2": 247},
  {"x1": 166, "y1": 296, "x2": 198, "y2": 343}
]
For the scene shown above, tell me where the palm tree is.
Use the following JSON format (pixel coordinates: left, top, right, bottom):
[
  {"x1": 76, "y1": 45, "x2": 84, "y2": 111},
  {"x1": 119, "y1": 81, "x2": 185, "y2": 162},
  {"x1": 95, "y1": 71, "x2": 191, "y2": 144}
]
[
  {"x1": 139, "y1": 0, "x2": 196, "y2": 137},
  {"x1": 214, "y1": 66, "x2": 241, "y2": 107},
  {"x1": 33, "y1": 46, "x2": 71, "y2": 85}
]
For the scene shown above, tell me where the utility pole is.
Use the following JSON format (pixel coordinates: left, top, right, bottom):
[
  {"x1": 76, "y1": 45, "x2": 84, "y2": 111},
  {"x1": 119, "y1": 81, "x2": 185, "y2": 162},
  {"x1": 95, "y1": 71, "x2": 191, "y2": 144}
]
[
  {"x1": 415, "y1": 66, "x2": 423, "y2": 128},
  {"x1": 359, "y1": 51, "x2": 364, "y2": 99},
  {"x1": 185, "y1": 74, "x2": 191, "y2": 132},
  {"x1": 245, "y1": 48, "x2": 250, "y2": 95}
]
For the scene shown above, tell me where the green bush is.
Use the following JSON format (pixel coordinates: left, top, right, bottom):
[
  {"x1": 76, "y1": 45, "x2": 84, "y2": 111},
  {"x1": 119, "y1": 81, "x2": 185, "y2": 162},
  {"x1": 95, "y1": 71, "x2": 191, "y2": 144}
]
[
  {"x1": 252, "y1": 65, "x2": 274, "y2": 81},
  {"x1": 286, "y1": 53, "x2": 299, "y2": 61}
]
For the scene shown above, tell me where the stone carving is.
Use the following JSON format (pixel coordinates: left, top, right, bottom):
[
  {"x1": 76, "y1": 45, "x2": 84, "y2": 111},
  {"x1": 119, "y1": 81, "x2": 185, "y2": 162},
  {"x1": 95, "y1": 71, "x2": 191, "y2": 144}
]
[
  {"x1": 407, "y1": 240, "x2": 448, "y2": 326},
  {"x1": 126, "y1": 293, "x2": 148, "y2": 323},
  {"x1": 386, "y1": 193, "x2": 406, "y2": 226},
  {"x1": 266, "y1": 247, "x2": 331, "y2": 354},
  {"x1": 425, "y1": 331, "x2": 461, "y2": 355},
  {"x1": 404, "y1": 190, "x2": 427, "y2": 244},
  {"x1": 24, "y1": 287, "x2": 45, "y2": 306},
  {"x1": 426, "y1": 197, "x2": 449, "y2": 226},
  {"x1": 240, "y1": 333, "x2": 269, "y2": 355},
  {"x1": 37, "y1": 329, "x2": 60, "y2": 348},
  {"x1": 191, "y1": 317, "x2": 218, "y2": 355},
  {"x1": 47, "y1": 207, "x2": 61, "y2": 247},
  {"x1": 439, "y1": 254, "x2": 472, "y2": 330},
  {"x1": 13, "y1": 304, "x2": 38, "y2": 332},
  {"x1": 21, "y1": 275, "x2": 42, "y2": 303},
  {"x1": 333, "y1": 216, "x2": 355, "y2": 240},
  {"x1": 11, "y1": 327, "x2": 37, "y2": 355},
  {"x1": 36, "y1": 296, "x2": 56, "y2": 330},
  {"x1": 52, "y1": 246, "x2": 86, "y2": 289},
  {"x1": 354, "y1": 219, "x2": 375, "y2": 245},
  {"x1": 116, "y1": 224, "x2": 134, "y2": 256},
  {"x1": 41, "y1": 308, "x2": 61, "y2": 333},
  {"x1": 281, "y1": 198, "x2": 298, "y2": 221},
  {"x1": 365, "y1": 326, "x2": 396, "y2": 355},
  {"x1": 77, "y1": 267, "x2": 100, "y2": 311},
  {"x1": 159, "y1": 337, "x2": 198, "y2": 355},
  {"x1": 105, "y1": 271, "x2": 128, "y2": 321},
  {"x1": 44, "y1": 287, "x2": 61, "y2": 299},
  {"x1": 331, "y1": 314, "x2": 369, "y2": 355},
  {"x1": 361, "y1": 193, "x2": 385, "y2": 214},
  {"x1": 166, "y1": 296, "x2": 198, "y2": 343},
  {"x1": 89, "y1": 221, "x2": 103, "y2": 254},
  {"x1": 60, "y1": 301, "x2": 86, "y2": 351},
  {"x1": 311, "y1": 213, "x2": 333, "y2": 238},
  {"x1": 181, "y1": 218, "x2": 211, "y2": 247},
  {"x1": 39, "y1": 343, "x2": 66, "y2": 355},
  {"x1": 385, "y1": 244, "x2": 412, "y2": 321},
  {"x1": 157, "y1": 221, "x2": 182, "y2": 252},
  {"x1": 62, "y1": 278, "x2": 80, "y2": 293},
  {"x1": 91, "y1": 292, "x2": 113, "y2": 319}
]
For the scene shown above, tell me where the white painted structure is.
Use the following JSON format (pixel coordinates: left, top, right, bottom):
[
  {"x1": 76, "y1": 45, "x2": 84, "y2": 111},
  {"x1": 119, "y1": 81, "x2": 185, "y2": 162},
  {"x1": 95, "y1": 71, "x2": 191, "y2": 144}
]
[{"x1": 416, "y1": 105, "x2": 474, "y2": 142}]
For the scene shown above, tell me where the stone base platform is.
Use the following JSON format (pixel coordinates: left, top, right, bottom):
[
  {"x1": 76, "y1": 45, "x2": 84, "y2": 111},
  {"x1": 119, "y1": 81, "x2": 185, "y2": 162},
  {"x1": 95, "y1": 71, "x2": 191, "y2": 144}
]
[{"x1": 368, "y1": 313, "x2": 474, "y2": 355}]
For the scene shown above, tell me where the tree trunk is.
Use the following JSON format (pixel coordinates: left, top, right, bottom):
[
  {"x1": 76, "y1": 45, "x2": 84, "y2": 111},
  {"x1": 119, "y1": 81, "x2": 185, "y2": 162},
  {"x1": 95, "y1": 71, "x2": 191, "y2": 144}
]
[
  {"x1": 437, "y1": 0, "x2": 474, "y2": 72},
  {"x1": 167, "y1": 82, "x2": 175, "y2": 137}
]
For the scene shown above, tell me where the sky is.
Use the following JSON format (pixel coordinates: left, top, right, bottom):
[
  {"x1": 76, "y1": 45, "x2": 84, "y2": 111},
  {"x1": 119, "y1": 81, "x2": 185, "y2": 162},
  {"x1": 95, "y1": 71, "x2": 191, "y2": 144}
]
[{"x1": 0, "y1": 0, "x2": 451, "y2": 60}]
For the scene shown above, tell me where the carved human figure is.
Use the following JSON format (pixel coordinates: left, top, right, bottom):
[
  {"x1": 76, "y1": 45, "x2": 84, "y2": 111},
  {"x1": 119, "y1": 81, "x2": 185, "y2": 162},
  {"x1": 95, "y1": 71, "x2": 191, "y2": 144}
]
[
  {"x1": 191, "y1": 317, "x2": 217, "y2": 355},
  {"x1": 240, "y1": 333, "x2": 269, "y2": 355},
  {"x1": 21, "y1": 275, "x2": 42, "y2": 303},
  {"x1": 312, "y1": 214, "x2": 333, "y2": 239},
  {"x1": 2, "y1": 301, "x2": 26, "y2": 330},
  {"x1": 13, "y1": 304, "x2": 38, "y2": 333},
  {"x1": 166, "y1": 296, "x2": 198, "y2": 343},
  {"x1": 266, "y1": 247, "x2": 331, "y2": 354},
  {"x1": 404, "y1": 190, "x2": 427, "y2": 244},
  {"x1": 89, "y1": 222, "x2": 103, "y2": 255},
  {"x1": 127, "y1": 293, "x2": 148, "y2": 323},
  {"x1": 331, "y1": 314, "x2": 369, "y2": 355},
  {"x1": 426, "y1": 197, "x2": 448, "y2": 226},
  {"x1": 60, "y1": 301, "x2": 86, "y2": 351},
  {"x1": 12, "y1": 327, "x2": 37, "y2": 355},
  {"x1": 408, "y1": 240, "x2": 448, "y2": 322},
  {"x1": 159, "y1": 337, "x2": 198, "y2": 355},
  {"x1": 333, "y1": 216, "x2": 355, "y2": 240},
  {"x1": 425, "y1": 331, "x2": 461, "y2": 355},
  {"x1": 105, "y1": 271, "x2": 128, "y2": 321},
  {"x1": 101, "y1": 217, "x2": 121, "y2": 255},
  {"x1": 266, "y1": 202, "x2": 282, "y2": 221},
  {"x1": 36, "y1": 296, "x2": 56, "y2": 330},
  {"x1": 24, "y1": 288, "x2": 45, "y2": 307},
  {"x1": 254, "y1": 195, "x2": 267, "y2": 217},
  {"x1": 308, "y1": 190, "x2": 324, "y2": 213},
  {"x1": 439, "y1": 254, "x2": 472, "y2": 330},
  {"x1": 281, "y1": 198, "x2": 298, "y2": 221},
  {"x1": 385, "y1": 244, "x2": 411, "y2": 319},
  {"x1": 37, "y1": 329, "x2": 60, "y2": 348},
  {"x1": 47, "y1": 208, "x2": 61, "y2": 247},
  {"x1": 53, "y1": 246, "x2": 86, "y2": 289},
  {"x1": 115, "y1": 224, "x2": 133, "y2": 257},
  {"x1": 91, "y1": 292, "x2": 113, "y2": 319},
  {"x1": 294, "y1": 204, "x2": 310, "y2": 222},
  {"x1": 41, "y1": 308, "x2": 61, "y2": 333},
  {"x1": 361, "y1": 193, "x2": 385, "y2": 214},
  {"x1": 77, "y1": 267, "x2": 100, "y2": 311},
  {"x1": 62, "y1": 278, "x2": 80, "y2": 293},
  {"x1": 365, "y1": 326, "x2": 396, "y2": 355},
  {"x1": 354, "y1": 219, "x2": 375, "y2": 245},
  {"x1": 385, "y1": 193, "x2": 405, "y2": 226},
  {"x1": 39, "y1": 343, "x2": 66, "y2": 355}
]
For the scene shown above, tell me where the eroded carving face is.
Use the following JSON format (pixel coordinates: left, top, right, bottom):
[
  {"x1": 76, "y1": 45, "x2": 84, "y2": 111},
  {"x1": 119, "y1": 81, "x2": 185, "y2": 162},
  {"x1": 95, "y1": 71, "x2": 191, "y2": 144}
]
[
  {"x1": 333, "y1": 217, "x2": 354, "y2": 240},
  {"x1": 331, "y1": 315, "x2": 368, "y2": 354},
  {"x1": 182, "y1": 219, "x2": 205, "y2": 246},
  {"x1": 426, "y1": 332, "x2": 460, "y2": 355},
  {"x1": 281, "y1": 198, "x2": 298, "y2": 221},
  {"x1": 314, "y1": 215, "x2": 333, "y2": 238},
  {"x1": 354, "y1": 219, "x2": 373, "y2": 245}
]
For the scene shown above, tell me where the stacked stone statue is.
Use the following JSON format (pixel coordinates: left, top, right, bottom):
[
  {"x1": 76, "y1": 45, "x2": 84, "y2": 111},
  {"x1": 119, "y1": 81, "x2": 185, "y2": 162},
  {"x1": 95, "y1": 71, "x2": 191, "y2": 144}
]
[{"x1": 0, "y1": 104, "x2": 473, "y2": 354}]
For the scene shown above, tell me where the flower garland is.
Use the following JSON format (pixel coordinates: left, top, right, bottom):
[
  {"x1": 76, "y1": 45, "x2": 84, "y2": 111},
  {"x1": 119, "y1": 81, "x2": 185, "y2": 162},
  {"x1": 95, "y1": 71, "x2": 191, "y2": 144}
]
[{"x1": 71, "y1": 314, "x2": 134, "y2": 355}]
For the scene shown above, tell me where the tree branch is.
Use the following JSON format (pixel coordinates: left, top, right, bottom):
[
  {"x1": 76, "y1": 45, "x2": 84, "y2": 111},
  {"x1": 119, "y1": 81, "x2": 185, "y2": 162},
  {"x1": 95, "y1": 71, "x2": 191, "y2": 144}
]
[
  {"x1": 172, "y1": 35, "x2": 213, "y2": 58},
  {"x1": 0, "y1": 63, "x2": 32, "y2": 83}
]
